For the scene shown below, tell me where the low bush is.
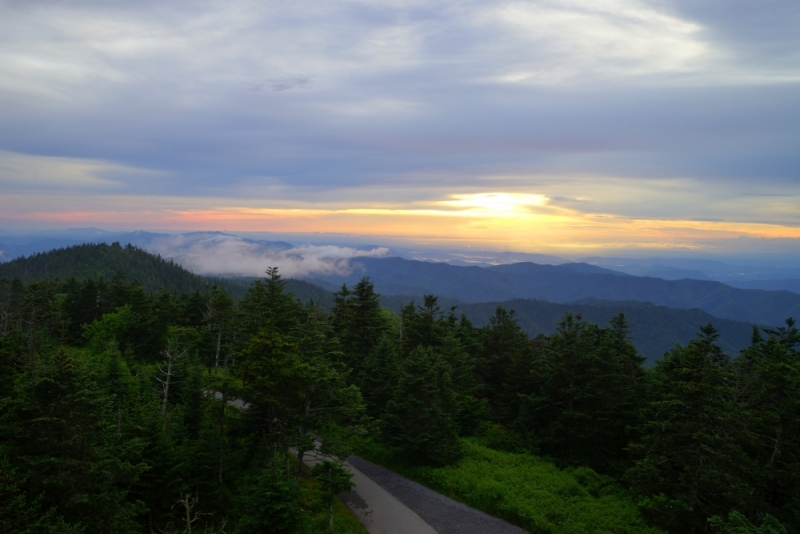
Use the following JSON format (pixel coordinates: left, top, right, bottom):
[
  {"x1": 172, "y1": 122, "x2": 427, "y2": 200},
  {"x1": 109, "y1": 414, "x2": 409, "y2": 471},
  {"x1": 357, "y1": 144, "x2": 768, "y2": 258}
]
[{"x1": 353, "y1": 437, "x2": 663, "y2": 534}]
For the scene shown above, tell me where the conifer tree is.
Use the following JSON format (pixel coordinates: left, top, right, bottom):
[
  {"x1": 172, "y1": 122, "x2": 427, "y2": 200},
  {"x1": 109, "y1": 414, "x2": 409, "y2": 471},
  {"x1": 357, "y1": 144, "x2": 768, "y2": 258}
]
[
  {"x1": 234, "y1": 452, "x2": 302, "y2": 534},
  {"x1": 331, "y1": 277, "x2": 388, "y2": 376},
  {"x1": 239, "y1": 267, "x2": 301, "y2": 339},
  {"x1": 312, "y1": 460, "x2": 355, "y2": 531},
  {"x1": 291, "y1": 303, "x2": 367, "y2": 474},
  {"x1": 359, "y1": 334, "x2": 401, "y2": 419},
  {"x1": 626, "y1": 325, "x2": 752, "y2": 532},
  {"x1": 477, "y1": 306, "x2": 531, "y2": 422},
  {"x1": 8, "y1": 347, "x2": 145, "y2": 533},
  {"x1": 736, "y1": 318, "x2": 800, "y2": 526},
  {"x1": 204, "y1": 286, "x2": 235, "y2": 373},
  {"x1": 382, "y1": 345, "x2": 462, "y2": 465},
  {"x1": 0, "y1": 458, "x2": 84, "y2": 534},
  {"x1": 240, "y1": 328, "x2": 307, "y2": 447},
  {"x1": 514, "y1": 314, "x2": 644, "y2": 472}
]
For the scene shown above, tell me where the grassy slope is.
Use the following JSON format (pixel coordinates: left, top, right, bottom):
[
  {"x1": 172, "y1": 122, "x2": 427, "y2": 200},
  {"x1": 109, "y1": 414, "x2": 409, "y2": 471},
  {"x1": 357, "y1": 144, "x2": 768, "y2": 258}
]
[{"x1": 354, "y1": 438, "x2": 663, "y2": 534}]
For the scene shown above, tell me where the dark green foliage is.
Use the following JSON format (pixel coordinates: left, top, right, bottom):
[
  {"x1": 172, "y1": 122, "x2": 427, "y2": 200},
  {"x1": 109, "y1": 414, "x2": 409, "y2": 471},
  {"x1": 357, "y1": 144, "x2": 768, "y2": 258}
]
[
  {"x1": 3, "y1": 245, "x2": 800, "y2": 534},
  {"x1": 475, "y1": 306, "x2": 533, "y2": 423},
  {"x1": 311, "y1": 460, "x2": 355, "y2": 497},
  {"x1": 2, "y1": 347, "x2": 145, "y2": 533},
  {"x1": 312, "y1": 460, "x2": 355, "y2": 531},
  {"x1": 447, "y1": 298, "x2": 756, "y2": 364},
  {"x1": 358, "y1": 334, "x2": 401, "y2": 418},
  {"x1": 234, "y1": 453, "x2": 302, "y2": 534},
  {"x1": 731, "y1": 318, "x2": 800, "y2": 527},
  {"x1": 241, "y1": 327, "x2": 306, "y2": 446},
  {"x1": 399, "y1": 295, "x2": 446, "y2": 355},
  {"x1": 240, "y1": 267, "x2": 303, "y2": 336},
  {"x1": 0, "y1": 458, "x2": 84, "y2": 534},
  {"x1": 708, "y1": 512, "x2": 788, "y2": 534},
  {"x1": 331, "y1": 277, "x2": 388, "y2": 377},
  {"x1": 516, "y1": 313, "x2": 645, "y2": 474},
  {"x1": 0, "y1": 242, "x2": 242, "y2": 295},
  {"x1": 0, "y1": 266, "x2": 367, "y2": 534},
  {"x1": 382, "y1": 345, "x2": 462, "y2": 465},
  {"x1": 626, "y1": 325, "x2": 754, "y2": 532}
]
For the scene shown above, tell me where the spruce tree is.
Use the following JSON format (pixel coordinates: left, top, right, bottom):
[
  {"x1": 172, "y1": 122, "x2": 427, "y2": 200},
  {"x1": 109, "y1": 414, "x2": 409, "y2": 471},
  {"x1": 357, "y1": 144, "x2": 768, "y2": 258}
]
[
  {"x1": 331, "y1": 277, "x2": 388, "y2": 377},
  {"x1": 626, "y1": 324, "x2": 752, "y2": 532},
  {"x1": 359, "y1": 334, "x2": 402, "y2": 419},
  {"x1": 312, "y1": 460, "x2": 355, "y2": 531},
  {"x1": 477, "y1": 306, "x2": 531, "y2": 423},
  {"x1": 10, "y1": 347, "x2": 145, "y2": 533},
  {"x1": 382, "y1": 345, "x2": 462, "y2": 465},
  {"x1": 736, "y1": 319, "x2": 800, "y2": 527},
  {"x1": 234, "y1": 452, "x2": 302, "y2": 534}
]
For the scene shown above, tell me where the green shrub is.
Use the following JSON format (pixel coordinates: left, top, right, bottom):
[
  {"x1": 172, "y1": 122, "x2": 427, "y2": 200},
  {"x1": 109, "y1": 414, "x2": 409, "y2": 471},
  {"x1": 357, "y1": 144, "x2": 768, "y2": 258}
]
[{"x1": 354, "y1": 437, "x2": 664, "y2": 534}]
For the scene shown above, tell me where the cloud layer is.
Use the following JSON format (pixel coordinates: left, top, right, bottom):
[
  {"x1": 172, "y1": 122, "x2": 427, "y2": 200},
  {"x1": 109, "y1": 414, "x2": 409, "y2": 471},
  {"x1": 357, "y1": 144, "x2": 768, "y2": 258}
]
[
  {"x1": 1, "y1": 0, "x2": 799, "y2": 255},
  {"x1": 136, "y1": 232, "x2": 389, "y2": 277}
]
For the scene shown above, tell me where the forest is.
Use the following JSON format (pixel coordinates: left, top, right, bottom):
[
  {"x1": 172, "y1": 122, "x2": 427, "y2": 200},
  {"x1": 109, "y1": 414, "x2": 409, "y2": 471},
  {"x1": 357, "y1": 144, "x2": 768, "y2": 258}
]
[{"x1": 1, "y1": 245, "x2": 798, "y2": 533}]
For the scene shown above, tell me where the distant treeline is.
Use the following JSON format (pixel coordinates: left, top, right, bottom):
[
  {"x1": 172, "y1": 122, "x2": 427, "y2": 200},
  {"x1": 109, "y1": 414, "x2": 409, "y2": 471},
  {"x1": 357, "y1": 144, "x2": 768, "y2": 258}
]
[
  {"x1": 0, "y1": 241, "x2": 247, "y2": 296},
  {"x1": 0, "y1": 244, "x2": 759, "y2": 362}
]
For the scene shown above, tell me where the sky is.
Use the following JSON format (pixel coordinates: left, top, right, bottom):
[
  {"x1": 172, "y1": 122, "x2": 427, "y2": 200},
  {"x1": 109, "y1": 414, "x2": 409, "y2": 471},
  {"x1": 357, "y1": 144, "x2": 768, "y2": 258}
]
[{"x1": 1, "y1": 0, "x2": 799, "y2": 258}]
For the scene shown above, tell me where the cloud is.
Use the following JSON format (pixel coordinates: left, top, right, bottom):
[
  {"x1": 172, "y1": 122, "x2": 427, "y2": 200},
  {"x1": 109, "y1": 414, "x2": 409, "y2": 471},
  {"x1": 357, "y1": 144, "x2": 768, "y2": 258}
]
[
  {"x1": 0, "y1": 1, "x2": 799, "y2": 257},
  {"x1": 137, "y1": 233, "x2": 389, "y2": 277},
  {"x1": 0, "y1": 150, "x2": 163, "y2": 192}
]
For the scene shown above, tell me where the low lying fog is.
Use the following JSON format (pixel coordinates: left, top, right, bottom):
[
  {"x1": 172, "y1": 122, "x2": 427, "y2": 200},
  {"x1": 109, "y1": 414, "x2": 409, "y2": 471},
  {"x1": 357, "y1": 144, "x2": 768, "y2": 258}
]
[{"x1": 142, "y1": 235, "x2": 388, "y2": 278}]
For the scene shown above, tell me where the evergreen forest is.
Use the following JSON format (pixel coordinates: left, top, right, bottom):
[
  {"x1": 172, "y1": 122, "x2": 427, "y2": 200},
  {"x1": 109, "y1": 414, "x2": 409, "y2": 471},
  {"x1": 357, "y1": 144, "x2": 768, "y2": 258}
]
[{"x1": 1, "y1": 249, "x2": 799, "y2": 533}]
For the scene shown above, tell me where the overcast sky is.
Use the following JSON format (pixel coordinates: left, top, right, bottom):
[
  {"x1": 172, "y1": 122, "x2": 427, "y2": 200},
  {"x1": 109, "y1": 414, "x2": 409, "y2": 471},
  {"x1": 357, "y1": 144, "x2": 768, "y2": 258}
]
[{"x1": 1, "y1": 0, "x2": 799, "y2": 257}]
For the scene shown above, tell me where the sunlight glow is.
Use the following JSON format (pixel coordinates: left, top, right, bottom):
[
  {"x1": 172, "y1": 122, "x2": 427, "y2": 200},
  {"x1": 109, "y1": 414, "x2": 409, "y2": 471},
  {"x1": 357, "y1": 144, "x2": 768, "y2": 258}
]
[
  {"x1": 437, "y1": 193, "x2": 549, "y2": 216},
  {"x1": 5, "y1": 189, "x2": 800, "y2": 256}
]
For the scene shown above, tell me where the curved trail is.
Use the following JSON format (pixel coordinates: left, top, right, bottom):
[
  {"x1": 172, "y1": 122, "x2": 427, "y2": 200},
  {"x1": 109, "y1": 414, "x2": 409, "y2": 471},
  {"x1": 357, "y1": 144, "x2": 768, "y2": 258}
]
[
  {"x1": 303, "y1": 453, "x2": 527, "y2": 534},
  {"x1": 302, "y1": 454, "x2": 436, "y2": 534},
  {"x1": 346, "y1": 456, "x2": 527, "y2": 534},
  {"x1": 224, "y1": 393, "x2": 526, "y2": 533}
]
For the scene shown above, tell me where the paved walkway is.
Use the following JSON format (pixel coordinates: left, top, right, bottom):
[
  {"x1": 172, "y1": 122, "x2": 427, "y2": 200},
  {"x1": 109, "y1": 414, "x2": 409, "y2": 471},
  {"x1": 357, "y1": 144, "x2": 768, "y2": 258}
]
[
  {"x1": 302, "y1": 452, "x2": 527, "y2": 534},
  {"x1": 347, "y1": 456, "x2": 528, "y2": 534},
  {"x1": 302, "y1": 453, "x2": 436, "y2": 534}
]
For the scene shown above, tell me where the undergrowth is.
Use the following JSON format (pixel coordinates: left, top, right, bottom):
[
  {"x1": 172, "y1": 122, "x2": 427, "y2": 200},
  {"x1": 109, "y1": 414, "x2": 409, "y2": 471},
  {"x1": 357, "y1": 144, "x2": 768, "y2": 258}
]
[
  {"x1": 353, "y1": 437, "x2": 663, "y2": 534},
  {"x1": 299, "y1": 466, "x2": 368, "y2": 534}
]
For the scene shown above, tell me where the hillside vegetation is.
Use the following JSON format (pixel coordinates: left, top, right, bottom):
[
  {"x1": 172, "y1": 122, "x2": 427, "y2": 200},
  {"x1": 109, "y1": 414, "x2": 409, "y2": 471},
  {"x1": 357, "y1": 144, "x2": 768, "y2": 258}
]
[
  {"x1": 457, "y1": 298, "x2": 754, "y2": 364},
  {"x1": 0, "y1": 242, "x2": 247, "y2": 295},
  {"x1": 310, "y1": 256, "x2": 800, "y2": 325},
  {"x1": 1, "y1": 260, "x2": 797, "y2": 533},
  {"x1": 355, "y1": 437, "x2": 664, "y2": 534}
]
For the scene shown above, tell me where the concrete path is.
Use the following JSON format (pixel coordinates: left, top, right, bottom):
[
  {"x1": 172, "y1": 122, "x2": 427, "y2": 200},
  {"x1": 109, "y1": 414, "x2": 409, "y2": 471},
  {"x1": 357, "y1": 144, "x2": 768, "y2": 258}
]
[
  {"x1": 228, "y1": 392, "x2": 526, "y2": 534},
  {"x1": 348, "y1": 456, "x2": 527, "y2": 534},
  {"x1": 301, "y1": 453, "x2": 436, "y2": 534}
]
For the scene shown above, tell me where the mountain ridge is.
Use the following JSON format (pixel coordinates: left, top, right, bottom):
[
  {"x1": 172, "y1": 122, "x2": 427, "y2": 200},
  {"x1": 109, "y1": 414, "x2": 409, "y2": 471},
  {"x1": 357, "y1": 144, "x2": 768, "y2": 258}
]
[{"x1": 310, "y1": 256, "x2": 800, "y2": 325}]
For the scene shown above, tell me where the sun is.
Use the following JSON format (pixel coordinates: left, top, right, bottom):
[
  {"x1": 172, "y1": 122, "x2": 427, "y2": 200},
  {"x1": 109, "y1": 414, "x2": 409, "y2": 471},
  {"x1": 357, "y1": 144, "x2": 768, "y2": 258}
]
[{"x1": 438, "y1": 192, "x2": 549, "y2": 217}]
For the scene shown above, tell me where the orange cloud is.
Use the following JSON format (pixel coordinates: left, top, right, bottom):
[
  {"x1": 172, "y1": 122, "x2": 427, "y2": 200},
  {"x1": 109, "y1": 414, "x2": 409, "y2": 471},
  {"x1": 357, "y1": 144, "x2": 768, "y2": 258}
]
[{"x1": 8, "y1": 199, "x2": 800, "y2": 255}]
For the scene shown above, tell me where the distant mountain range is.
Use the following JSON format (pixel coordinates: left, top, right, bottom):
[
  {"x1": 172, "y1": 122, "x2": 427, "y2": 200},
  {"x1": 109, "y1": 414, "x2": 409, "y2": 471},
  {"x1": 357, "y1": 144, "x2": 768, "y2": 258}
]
[
  {"x1": 2, "y1": 230, "x2": 800, "y2": 326},
  {"x1": 0, "y1": 243, "x2": 764, "y2": 362},
  {"x1": 308, "y1": 257, "x2": 800, "y2": 326},
  {"x1": 3, "y1": 228, "x2": 800, "y2": 284},
  {"x1": 581, "y1": 256, "x2": 800, "y2": 282}
]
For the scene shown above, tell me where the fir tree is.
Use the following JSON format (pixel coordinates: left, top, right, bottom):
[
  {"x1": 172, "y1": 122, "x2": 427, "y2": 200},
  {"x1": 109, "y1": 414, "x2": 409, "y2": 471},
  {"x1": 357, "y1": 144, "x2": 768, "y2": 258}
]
[
  {"x1": 382, "y1": 345, "x2": 462, "y2": 465},
  {"x1": 626, "y1": 325, "x2": 753, "y2": 532}
]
